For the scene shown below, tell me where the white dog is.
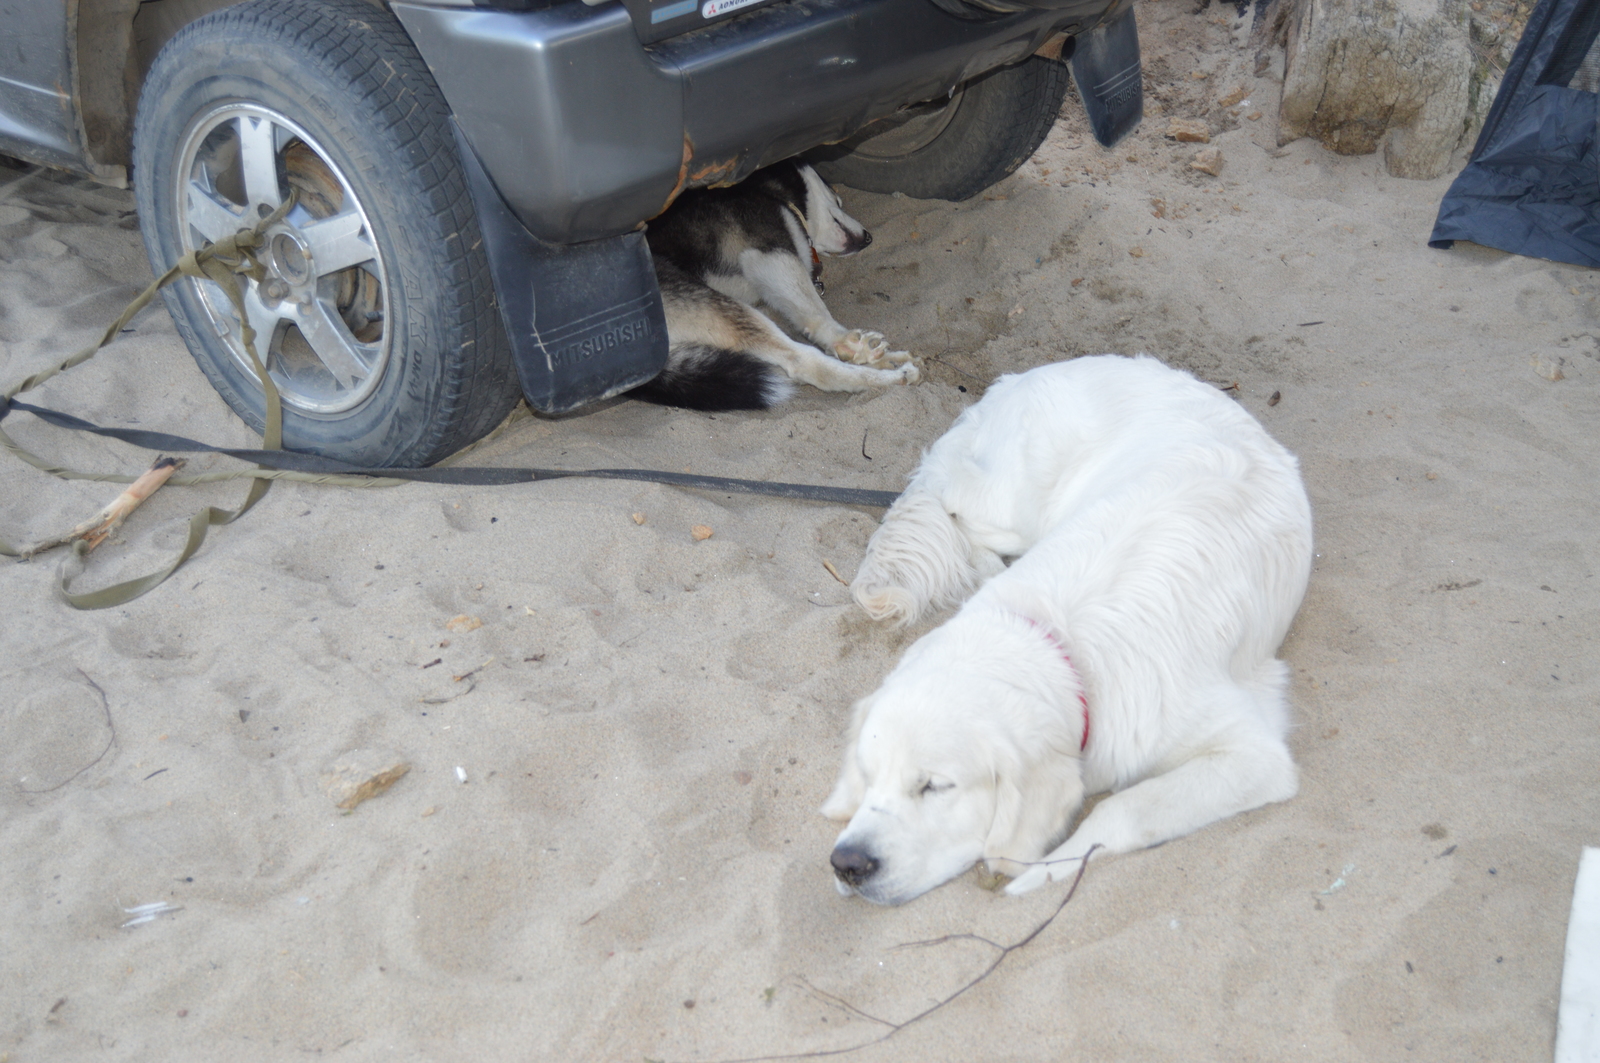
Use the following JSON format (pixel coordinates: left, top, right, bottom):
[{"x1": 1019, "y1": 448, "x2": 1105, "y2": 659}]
[{"x1": 823, "y1": 355, "x2": 1313, "y2": 905}]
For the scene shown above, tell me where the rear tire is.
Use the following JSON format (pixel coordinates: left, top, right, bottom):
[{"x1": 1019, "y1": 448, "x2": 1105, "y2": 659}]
[
  {"x1": 809, "y1": 56, "x2": 1071, "y2": 202},
  {"x1": 133, "y1": 0, "x2": 520, "y2": 467}
]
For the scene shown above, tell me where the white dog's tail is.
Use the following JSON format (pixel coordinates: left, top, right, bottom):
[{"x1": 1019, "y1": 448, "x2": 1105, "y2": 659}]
[{"x1": 851, "y1": 488, "x2": 980, "y2": 625}]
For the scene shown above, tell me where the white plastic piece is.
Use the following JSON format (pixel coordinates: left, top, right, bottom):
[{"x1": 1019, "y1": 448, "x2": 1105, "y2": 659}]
[{"x1": 121, "y1": 901, "x2": 182, "y2": 928}]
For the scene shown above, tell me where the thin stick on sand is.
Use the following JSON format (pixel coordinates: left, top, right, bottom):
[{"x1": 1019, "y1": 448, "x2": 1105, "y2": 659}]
[
  {"x1": 21, "y1": 456, "x2": 186, "y2": 559},
  {"x1": 680, "y1": 850, "x2": 1099, "y2": 1063}
]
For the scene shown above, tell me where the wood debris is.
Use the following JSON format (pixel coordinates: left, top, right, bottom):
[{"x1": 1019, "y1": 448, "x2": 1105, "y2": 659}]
[{"x1": 21, "y1": 456, "x2": 185, "y2": 558}]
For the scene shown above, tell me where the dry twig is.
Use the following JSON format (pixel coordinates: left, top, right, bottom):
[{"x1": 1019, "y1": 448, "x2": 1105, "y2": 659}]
[
  {"x1": 452, "y1": 657, "x2": 495, "y2": 682},
  {"x1": 21, "y1": 456, "x2": 185, "y2": 558},
  {"x1": 675, "y1": 850, "x2": 1097, "y2": 1063}
]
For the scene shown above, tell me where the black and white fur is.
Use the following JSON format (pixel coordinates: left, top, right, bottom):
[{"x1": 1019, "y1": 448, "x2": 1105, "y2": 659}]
[{"x1": 635, "y1": 161, "x2": 919, "y2": 411}]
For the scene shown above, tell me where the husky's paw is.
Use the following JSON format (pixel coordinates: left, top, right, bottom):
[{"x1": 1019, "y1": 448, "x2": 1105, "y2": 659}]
[
  {"x1": 833, "y1": 329, "x2": 909, "y2": 368},
  {"x1": 892, "y1": 361, "x2": 921, "y2": 386}
]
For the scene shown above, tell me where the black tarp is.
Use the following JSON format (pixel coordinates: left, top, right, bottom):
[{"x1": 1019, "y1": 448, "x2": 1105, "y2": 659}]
[{"x1": 1431, "y1": 0, "x2": 1600, "y2": 267}]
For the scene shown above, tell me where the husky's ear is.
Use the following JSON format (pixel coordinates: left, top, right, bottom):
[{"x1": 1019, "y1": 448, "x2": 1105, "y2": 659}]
[
  {"x1": 821, "y1": 695, "x2": 874, "y2": 820},
  {"x1": 982, "y1": 751, "x2": 1085, "y2": 876}
]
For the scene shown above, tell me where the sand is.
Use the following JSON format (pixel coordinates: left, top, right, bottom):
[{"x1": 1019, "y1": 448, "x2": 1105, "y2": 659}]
[{"x1": 3, "y1": 3, "x2": 1598, "y2": 1059}]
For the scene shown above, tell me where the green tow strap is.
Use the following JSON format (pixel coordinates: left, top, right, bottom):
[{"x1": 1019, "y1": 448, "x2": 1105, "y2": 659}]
[{"x1": 0, "y1": 196, "x2": 303, "y2": 609}]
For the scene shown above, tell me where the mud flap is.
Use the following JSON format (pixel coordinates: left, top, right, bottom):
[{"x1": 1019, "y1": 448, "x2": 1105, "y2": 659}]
[
  {"x1": 451, "y1": 122, "x2": 669, "y2": 414},
  {"x1": 1070, "y1": 5, "x2": 1142, "y2": 148}
]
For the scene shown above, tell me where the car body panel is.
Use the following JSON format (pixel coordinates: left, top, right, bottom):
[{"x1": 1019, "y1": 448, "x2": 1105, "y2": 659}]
[{"x1": 0, "y1": 0, "x2": 84, "y2": 169}]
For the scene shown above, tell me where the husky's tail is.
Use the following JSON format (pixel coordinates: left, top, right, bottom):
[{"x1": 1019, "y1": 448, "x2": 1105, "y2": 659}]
[{"x1": 631, "y1": 345, "x2": 795, "y2": 411}]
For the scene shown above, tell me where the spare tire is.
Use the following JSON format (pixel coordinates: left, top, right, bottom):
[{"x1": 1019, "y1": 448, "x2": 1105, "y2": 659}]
[{"x1": 809, "y1": 56, "x2": 1071, "y2": 202}]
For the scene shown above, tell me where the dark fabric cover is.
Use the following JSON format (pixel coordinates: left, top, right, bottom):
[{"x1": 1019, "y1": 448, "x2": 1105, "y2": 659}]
[{"x1": 1431, "y1": 0, "x2": 1600, "y2": 267}]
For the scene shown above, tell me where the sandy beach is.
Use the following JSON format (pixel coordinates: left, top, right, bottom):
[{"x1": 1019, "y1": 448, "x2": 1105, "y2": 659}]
[{"x1": 3, "y1": 2, "x2": 1598, "y2": 1060}]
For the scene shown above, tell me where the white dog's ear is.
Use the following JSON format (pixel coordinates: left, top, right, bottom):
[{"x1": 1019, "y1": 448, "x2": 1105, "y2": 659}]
[
  {"x1": 982, "y1": 755, "x2": 1085, "y2": 876},
  {"x1": 821, "y1": 758, "x2": 864, "y2": 821},
  {"x1": 852, "y1": 488, "x2": 979, "y2": 625},
  {"x1": 821, "y1": 696, "x2": 872, "y2": 820}
]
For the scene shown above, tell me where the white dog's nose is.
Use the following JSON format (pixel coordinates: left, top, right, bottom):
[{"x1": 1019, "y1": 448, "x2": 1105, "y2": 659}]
[{"x1": 830, "y1": 844, "x2": 878, "y2": 886}]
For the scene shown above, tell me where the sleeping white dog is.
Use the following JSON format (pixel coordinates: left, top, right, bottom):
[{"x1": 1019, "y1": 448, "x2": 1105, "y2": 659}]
[{"x1": 823, "y1": 355, "x2": 1313, "y2": 905}]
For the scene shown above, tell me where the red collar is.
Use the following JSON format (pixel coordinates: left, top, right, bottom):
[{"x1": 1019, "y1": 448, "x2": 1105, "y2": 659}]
[{"x1": 1021, "y1": 617, "x2": 1089, "y2": 751}]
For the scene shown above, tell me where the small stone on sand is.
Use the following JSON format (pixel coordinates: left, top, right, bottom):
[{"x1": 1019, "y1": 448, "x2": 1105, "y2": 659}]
[
  {"x1": 321, "y1": 751, "x2": 411, "y2": 810},
  {"x1": 1191, "y1": 147, "x2": 1225, "y2": 176}
]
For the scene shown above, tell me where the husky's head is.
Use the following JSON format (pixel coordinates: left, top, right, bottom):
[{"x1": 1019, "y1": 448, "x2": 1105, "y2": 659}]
[{"x1": 771, "y1": 162, "x2": 873, "y2": 256}]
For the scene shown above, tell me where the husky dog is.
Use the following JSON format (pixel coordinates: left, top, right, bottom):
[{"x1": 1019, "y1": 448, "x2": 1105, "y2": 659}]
[{"x1": 636, "y1": 161, "x2": 919, "y2": 411}]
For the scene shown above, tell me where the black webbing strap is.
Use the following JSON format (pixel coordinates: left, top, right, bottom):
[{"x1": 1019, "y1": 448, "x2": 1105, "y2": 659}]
[{"x1": 2, "y1": 398, "x2": 901, "y2": 506}]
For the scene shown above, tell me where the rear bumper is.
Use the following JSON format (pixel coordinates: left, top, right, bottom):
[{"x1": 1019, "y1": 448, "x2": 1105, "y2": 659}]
[{"x1": 392, "y1": 0, "x2": 1109, "y2": 244}]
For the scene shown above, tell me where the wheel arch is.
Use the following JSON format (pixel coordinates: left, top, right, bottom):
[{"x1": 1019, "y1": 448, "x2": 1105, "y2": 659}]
[{"x1": 70, "y1": 0, "x2": 385, "y2": 184}]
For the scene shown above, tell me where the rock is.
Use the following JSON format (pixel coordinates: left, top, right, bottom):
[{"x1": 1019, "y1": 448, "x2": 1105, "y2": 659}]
[
  {"x1": 1191, "y1": 147, "x2": 1226, "y2": 176},
  {"x1": 1531, "y1": 354, "x2": 1567, "y2": 381},
  {"x1": 321, "y1": 750, "x2": 411, "y2": 810},
  {"x1": 691, "y1": 525, "x2": 714, "y2": 541},
  {"x1": 1167, "y1": 117, "x2": 1211, "y2": 143},
  {"x1": 1275, "y1": 0, "x2": 1476, "y2": 179}
]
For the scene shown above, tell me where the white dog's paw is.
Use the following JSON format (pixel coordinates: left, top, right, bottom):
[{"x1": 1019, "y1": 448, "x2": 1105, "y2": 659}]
[
  {"x1": 1003, "y1": 844, "x2": 1099, "y2": 896},
  {"x1": 1003, "y1": 865, "x2": 1052, "y2": 896},
  {"x1": 893, "y1": 361, "x2": 921, "y2": 386},
  {"x1": 852, "y1": 582, "x2": 917, "y2": 624},
  {"x1": 833, "y1": 329, "x2": 910, "y2": 368}
]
